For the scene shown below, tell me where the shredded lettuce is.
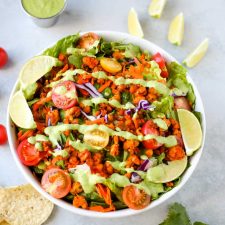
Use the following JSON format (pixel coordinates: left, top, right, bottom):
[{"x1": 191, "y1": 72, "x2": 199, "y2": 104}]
[
  {"x1": 151, "y1": 96, "x2": 176, "y2": 119},
  {"x1": 108, "y1": 161, "x2": 134, "y2": 173},
  {"x1": 43, "y1": 33, "x2": 80, "y2": 58},
  {"x1": 108, "y1": 173, "x2": 130, "y2": 187},
  {"x1": 111, "y1": 42, "x2": 141, "y2": 58},
  {"x1": 104, "y1": 179, "x2": 123, "y2": 202},
  {"x1": 52, "y1": 149, "x2": 69, "y2": 158},
  {"x1": 168, "y1": 62, "x2": 196, "y2": 106},
  {"x1": 68, "y1": 54, "x2": 83, "y2": 68},
  {"x1": 143, "y1": 61, "x2": 162, "y2": 81}
]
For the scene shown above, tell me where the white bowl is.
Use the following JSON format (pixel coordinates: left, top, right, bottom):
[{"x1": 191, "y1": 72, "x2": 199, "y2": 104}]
[{"x1": 6, "y1": 31, "x2": 206, "y2": 218}]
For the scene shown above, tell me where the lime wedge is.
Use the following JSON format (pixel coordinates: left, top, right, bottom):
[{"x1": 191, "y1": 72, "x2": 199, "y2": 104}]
[
  {"x1": 9, "y1": 90, "x2": 36, "y2": 129},
  {"x1": 19, "y1": 56, "x2": 62, "y2": 88},
  {"x1": 128, "y1": 7, "x2": 144, "y2": 38},
  {"x1": 168, "y1": 12, "x2": 184, "y2": 46},
  {"x1": 183, "y1": 38, "x2": 209, "y2": 68},
  {"x1": 177, "y1": 109, "x2": 202, "y2": 156},
  {"x1": 148, "y1": 0, "x2": 167, "y2": 18},
  {"x1": 147, "y1": 156, "x2": 187, "y2": 183}
]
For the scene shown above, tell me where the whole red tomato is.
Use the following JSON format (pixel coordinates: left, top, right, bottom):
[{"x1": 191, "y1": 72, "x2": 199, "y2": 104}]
[
  {"x1": 0, "y1": 48, "x2": 8, "y2": 68},
  {"x1": 0, "y1": 124, "x2": 7, "y2": 145}
]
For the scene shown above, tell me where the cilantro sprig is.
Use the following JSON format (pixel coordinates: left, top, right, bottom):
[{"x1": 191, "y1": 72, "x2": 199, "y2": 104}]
[{"x1": 159, "y1": 203, "x2": 208, "y2": 225}]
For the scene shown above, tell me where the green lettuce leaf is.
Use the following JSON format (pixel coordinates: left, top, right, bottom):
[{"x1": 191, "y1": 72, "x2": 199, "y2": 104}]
[
  {"x1": 43, "y1": 33, "x2": 80, "y2": 58},
  {"x1": 108, "y1": 173, "x2": 130, "y2": 187},
  {"x1": 68, "y1": 54, "x2": 83, "y2": 68},
  {"x1": 151, "y1": 96, "x2": 176, "y2": 119},
  {"x1": 143, "y1": 61, "x2": 162, "y2": 81},
  {"x1": 108, "y1": 161, "x2": 134, "y2": 173},
  {"x1": 135, "y1": 180, "x2": 164, "y2": 199},
  {"x1": 111, "y1": 42, "x2": 141, "y2": 58},
  {"x1": 104, "y1": 179, "x2": 123, "y2": 202},
  {"x1": 168, "y1": 62, "x2": 196, "y2": 106}
]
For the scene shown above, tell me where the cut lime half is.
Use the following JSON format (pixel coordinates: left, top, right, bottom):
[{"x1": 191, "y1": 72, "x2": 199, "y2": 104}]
[
  {"x1": 9, "y1": 90, "x2": 36, "y2": 129},
  {"x1": 19, "y1": 55, "x2": 62, "y2": 88},
  {"x1": 183, "y1": 38, "x2": 209, "y2": 68},
  {"x1": 147, "y1": 156, "x2": 188, "y2": 183},
  {"x1": 148, "y1": 0, "x2": 167, "y2": 18},
  {"x1": 177, "y1": 109, "x2": 203, "y2": 156},
  {"x1": 128, "y1": 7, "x2": 144, "y2": 38},
  {"x1": 168, "y1": 12, "x2": 184, "y2": 46}
]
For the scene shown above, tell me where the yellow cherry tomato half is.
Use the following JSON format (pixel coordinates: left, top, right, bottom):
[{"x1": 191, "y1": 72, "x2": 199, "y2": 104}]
[
  {"x1": 100, "y1": 57, "x2": 122, "y2": 73},
  {"x1": 84, "y1": 128, "x2": 109, "y2": 149}
]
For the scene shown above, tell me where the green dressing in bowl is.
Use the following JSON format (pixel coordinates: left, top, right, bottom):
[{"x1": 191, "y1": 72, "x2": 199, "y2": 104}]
[{"x1": 22, "y1": 0, "x2": 65, "y2": 18}]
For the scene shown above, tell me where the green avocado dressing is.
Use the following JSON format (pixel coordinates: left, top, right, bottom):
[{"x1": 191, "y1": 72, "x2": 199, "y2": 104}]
[
  {"x1": 22, "y1": 0, "x2": 65, "y2": 19},
  {"x1": 44, "y1": 124, "x2": 177, "y2": 149},
  {"x1": 80, "y1": 97, "x2": 135, "y2": 109}
]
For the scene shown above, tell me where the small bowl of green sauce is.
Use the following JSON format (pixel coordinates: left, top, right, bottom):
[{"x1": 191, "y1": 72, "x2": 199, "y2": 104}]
[{"x1": 21, "y1": 0, "x2": 67, "y2": 27}]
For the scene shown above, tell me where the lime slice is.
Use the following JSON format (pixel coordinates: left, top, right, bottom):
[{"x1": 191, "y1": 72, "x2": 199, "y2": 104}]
[
  {"x1": 177, "y1": 109, "x2": 202, "y2": 156},
  {"x1": 183, "y1": 38, "x2": 209, "y2": 68},
  {"x1": 9, "y1": 90, "x2": 36, "y2": 129},
  {"x1": 147, "y1": 156, "x2": 187, "y2": 183},
  {"x1": 128, "y1": 7, "x2": 144, "y2": 38},
  {"x1": 148, "y1": 0, "x2": 167, "y2": 18},
  {"x1": 19, "y1": 56, "x2": 62, "y2": 88},
  {"x1": 168, "y1": 12, "x2": 184, "y2": 46}
]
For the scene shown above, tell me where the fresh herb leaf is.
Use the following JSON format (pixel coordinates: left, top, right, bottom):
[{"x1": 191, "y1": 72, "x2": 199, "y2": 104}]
[
  {"x1": 159, "y1": 203, "x2": 192, "y2": 225},
  {"x1": 193, "y1": 222, "x2": 208, "y2": 225}
]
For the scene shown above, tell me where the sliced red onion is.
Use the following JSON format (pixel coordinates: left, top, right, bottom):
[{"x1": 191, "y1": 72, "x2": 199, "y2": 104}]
[
  {"x1": 47, "y1": 118, "x2": 51, "y2": 127},
  {"x1": 84, "y1": 83, "x2": 103, "y2": 97},
  {"x1": 136, "y1": 100, "x2": 155, "y2": 111},
  {"x1": 104, "y1": 114, "x2": 108, "y2": 123},
  {"x1": 125, "y1": 109, "x2": 133, "y2": 115},
  {"x1": 133, "y1": 57, "x2": 140, "y2": 65},
  {"x1": 130, "y1": 172, "x2": 142, "y2": 183},
  {"x1": 75, "y1": 82, "x2": 103, "y2": 98},
  {"x1": 138, "y1": 159, "x2": 153, "y2": 171},
  {"x1": 80, "y1": 109, "x2": 102, "y2": 121},
  {"x1": 55, "y1": 143, "x2": 62, "y2": 151},
  {"x1": 125, "y1": 100, "x2": 155, "y2": 115}
]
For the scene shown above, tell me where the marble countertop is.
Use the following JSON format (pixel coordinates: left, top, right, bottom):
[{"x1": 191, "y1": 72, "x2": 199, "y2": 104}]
[{"x1": 0, "y1": 0, "x2": 224, "y2": 224}]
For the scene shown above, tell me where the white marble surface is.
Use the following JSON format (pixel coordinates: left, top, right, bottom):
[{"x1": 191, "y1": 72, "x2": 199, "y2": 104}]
[{"x1": 0, "y1": 0, "x2": 224, "y2": 224}]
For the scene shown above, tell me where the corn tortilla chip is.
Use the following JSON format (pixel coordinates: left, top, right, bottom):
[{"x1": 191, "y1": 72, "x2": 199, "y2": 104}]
[
  {"x1": 2, "y1": 184, "x2": 54, "y2": 225},
  {"x1": 0, "y1": 221, "x2": 10, "y2": 225}
]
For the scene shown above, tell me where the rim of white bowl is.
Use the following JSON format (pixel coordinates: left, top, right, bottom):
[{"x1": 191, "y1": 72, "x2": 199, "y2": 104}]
[{"x1": 6, "y1": 31, "x2": 206, "y2": 218}]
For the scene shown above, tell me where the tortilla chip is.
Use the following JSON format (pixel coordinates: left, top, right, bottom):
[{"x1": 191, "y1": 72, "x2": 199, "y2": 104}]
[
  {"x1": 0, "y1": 221, "x2": 10, "y2": 225},
  {"x1": 0, "y1": 187, "x2": 6, "y2": 223},
  {"x1": 2, "y1": 184, "x2": 54, "y2": 225}
]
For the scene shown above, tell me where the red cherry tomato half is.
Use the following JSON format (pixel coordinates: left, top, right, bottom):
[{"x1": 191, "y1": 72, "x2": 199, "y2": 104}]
[
  {"x1": 0, "y1": 124, "x2": 7, "y2": 145},
  {"x1": 52, "y1": 80, "x2": 78, "y2": 109},
  {"x1": 17, "y1": 139, "x2": 41, "y2": 166},
  {"x1": 174, "y1": 97, "x2": 191, "y2": 111},
  {"x1": 0, "y1": 48, "x2": 8, "y2": 68},
  {"x1": 152, "y1": 52, "x2": 169, "y2": 78},
  {"x1": 78, "y1": 32, "x2": 100, "y2": 50},
  {"x1": 122, "y1": 185, "x2": 151, "y2": 210},
  {"x1": 41, "y1": 168, "x2": 71, "y2": 199},
  {"x1": 141, "y1": 120, "x2": 162, "y2": 149}
]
